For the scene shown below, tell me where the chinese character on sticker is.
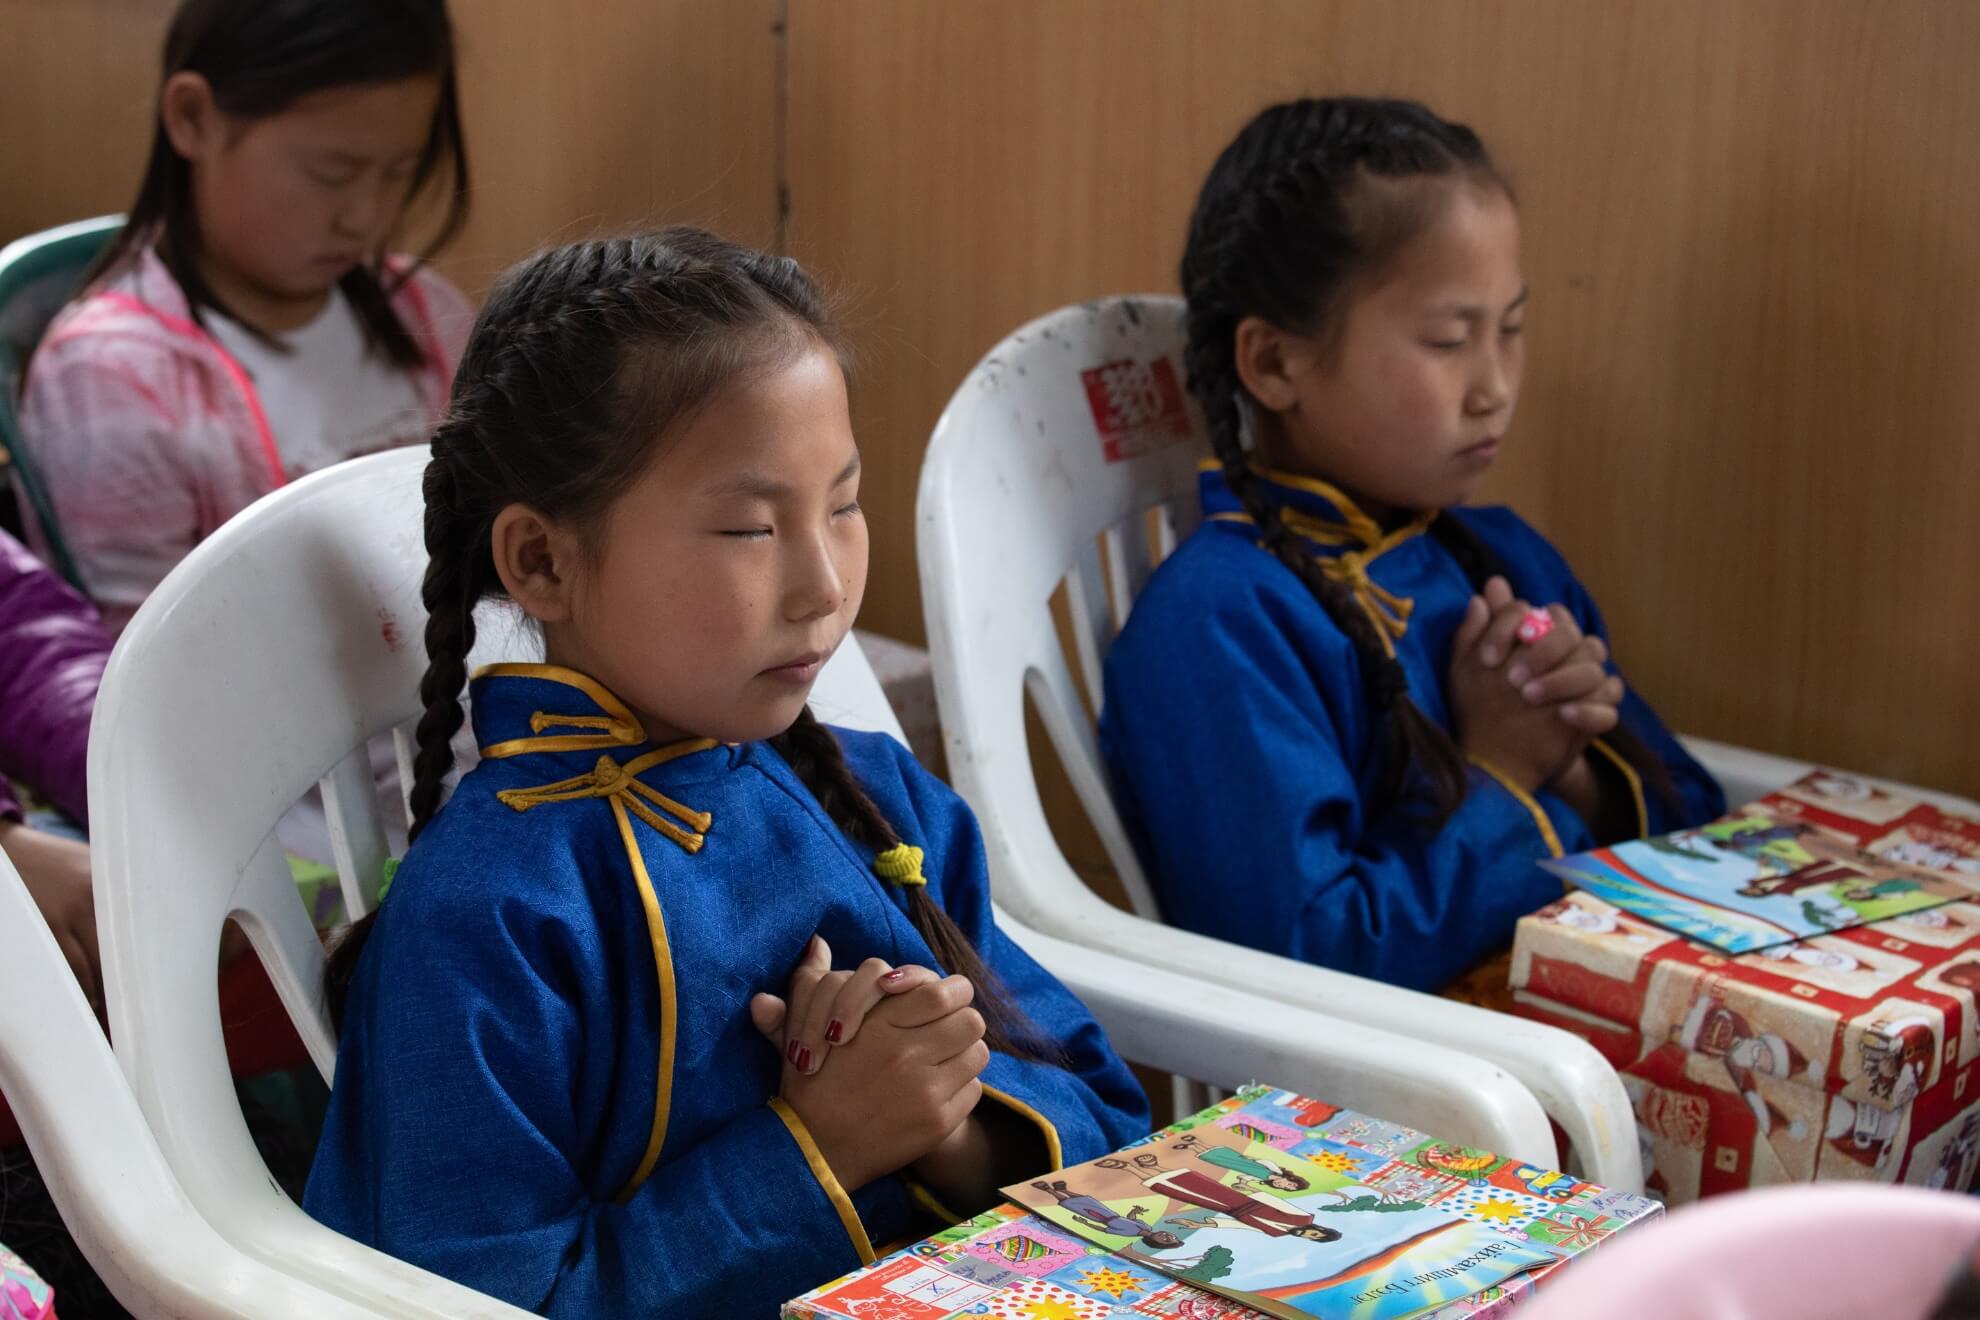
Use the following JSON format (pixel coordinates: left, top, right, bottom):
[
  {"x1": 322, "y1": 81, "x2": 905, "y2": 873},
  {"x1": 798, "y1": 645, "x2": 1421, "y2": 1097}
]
[{"x1": 1082, "y1": 356, "x2": 1192, "y2": 462}]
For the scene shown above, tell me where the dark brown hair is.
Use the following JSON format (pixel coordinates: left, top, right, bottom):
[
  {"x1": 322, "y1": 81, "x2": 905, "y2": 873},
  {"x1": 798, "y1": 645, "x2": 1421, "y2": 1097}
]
[
  {"x1": 87, "y1": 0, "x2": 469, "y2": 366},
  {"x1": 1181, "y1": 96, "x2": 1670, "y2": 823},
  {"x1": 324, "y1": 229, "x2": 1053, "y2": 1062}
]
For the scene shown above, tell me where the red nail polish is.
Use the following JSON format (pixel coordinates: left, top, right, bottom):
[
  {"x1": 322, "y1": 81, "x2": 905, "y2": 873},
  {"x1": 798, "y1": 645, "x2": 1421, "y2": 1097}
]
[
  {"x1": 825, "y1": 1020, "x2": 844, "y2": 1043},
  {"x1": 786, "y1": 1039, "x2": 801, "y2": 1065},
  {"x1": 798, "y1": 1047, "x2": 813, "y2": 1072},
  {"x1": 881, "y1": 969, "x2": 907, "y2": 985}
]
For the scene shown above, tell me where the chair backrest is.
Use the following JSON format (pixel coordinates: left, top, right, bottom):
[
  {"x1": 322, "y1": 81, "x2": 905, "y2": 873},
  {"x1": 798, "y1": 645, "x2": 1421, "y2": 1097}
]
[
  {"x1": 88, "y1": 444, "x2": 906, "y2": 1314},
  {"x1": 917, "y1": 295, "x2": 1200, "y2": 921},
  {"x1": 88, "y1": 446, "x2": 551, "y2": 1316},
  {"x1": 0, "y1": 850, "x2": 386, "y2": 1317},
  {"x1": 0, "y1": 215, "x2": 122, "y2": 588}
]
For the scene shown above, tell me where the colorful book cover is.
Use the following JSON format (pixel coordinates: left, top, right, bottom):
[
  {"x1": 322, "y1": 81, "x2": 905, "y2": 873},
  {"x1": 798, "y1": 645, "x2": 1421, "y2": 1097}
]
[
  {"x1": 788, "y1": 1087, "x2": 1658, "y2": 1320},
  {"x1": 1541, "y1": 801, "x2": 1967, "y2": 955}
]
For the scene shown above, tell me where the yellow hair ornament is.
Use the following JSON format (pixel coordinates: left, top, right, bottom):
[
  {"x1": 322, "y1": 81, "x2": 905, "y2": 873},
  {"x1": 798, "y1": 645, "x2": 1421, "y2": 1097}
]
[{"x1": 873, "y1": 844, "x2": 928, "y2": 888}]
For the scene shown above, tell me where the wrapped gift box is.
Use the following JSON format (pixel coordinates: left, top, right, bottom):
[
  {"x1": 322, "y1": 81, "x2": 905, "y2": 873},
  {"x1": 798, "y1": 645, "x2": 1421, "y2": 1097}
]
[{"x1": 1511, "y1": 773, "x2": 1980, "y2": 1204}]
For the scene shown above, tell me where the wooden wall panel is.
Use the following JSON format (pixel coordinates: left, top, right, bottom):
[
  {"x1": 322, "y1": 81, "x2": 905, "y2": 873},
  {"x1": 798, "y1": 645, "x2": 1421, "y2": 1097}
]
[
  {"x1": 0, "y1": 0, "x2": 165, "y2": 243},
  {"x1": 785, "y1": 0, "x2": 1980, "y2": 798},
  {"x1": 4, "y1": 0, "x2": 1975, "y2": 800},
  {"x1": 0, "y1": 0, "x2": 779, "y2": 298}
]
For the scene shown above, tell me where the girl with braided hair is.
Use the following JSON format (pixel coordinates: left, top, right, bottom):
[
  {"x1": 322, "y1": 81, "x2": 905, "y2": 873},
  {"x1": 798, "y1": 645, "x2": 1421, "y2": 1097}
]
[
  {"x1": 1100, "y1": 97, "x2": 1723, "y2": 994},
  {"x1": 303, "y1": 229, "x2": 1147, "y2": 1315}
]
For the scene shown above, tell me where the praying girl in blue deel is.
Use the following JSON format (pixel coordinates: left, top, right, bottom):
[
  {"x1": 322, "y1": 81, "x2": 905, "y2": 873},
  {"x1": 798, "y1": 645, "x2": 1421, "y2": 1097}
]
[
  {"x1": 1101, "y1": 98, "x2": 1723, "y2": 995},
  {"x1": 305, "y1": 231, "x2": 1148, "y2": 1316}
]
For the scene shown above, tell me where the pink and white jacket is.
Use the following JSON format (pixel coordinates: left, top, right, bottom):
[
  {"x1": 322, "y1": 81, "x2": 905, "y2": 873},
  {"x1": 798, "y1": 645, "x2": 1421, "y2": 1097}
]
[{"x1": 18, "y1": 248, "x2": 473, "y2": 632}]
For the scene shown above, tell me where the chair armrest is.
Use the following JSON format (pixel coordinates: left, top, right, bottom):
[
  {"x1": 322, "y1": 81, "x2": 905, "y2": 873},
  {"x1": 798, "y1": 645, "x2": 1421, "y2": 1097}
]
[
  {"x1": 1002, "y1": 908, "x2": 1560, "y2": 1168},
  {"x1": 1681, "y1": 735, "x2": 1980, "y2": 816}
]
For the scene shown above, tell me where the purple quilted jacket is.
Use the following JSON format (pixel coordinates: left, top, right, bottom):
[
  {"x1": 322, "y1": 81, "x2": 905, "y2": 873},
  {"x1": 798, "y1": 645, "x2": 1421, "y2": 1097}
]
[{"x1": 0, "y1": 529, "x2": 108, "y2": 825}]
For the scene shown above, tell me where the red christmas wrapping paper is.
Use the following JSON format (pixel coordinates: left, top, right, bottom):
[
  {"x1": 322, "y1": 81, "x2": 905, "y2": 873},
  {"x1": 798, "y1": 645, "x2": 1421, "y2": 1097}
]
[{"x1": 1510, "y1": 772, "x2": 1980, "y2": 1204}]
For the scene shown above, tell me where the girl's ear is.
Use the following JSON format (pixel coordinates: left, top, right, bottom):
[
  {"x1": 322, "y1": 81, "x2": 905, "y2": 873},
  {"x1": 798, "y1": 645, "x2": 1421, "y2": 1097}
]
[
  {"x1": 1232, "y1": 314, "x2": 1309, "y2": 416},
  {"x1": 160, "y1": 71, "x2": 222, "y2": 162},
  {"x1": 490, "y1": 503, "x2": 582, "y2": 624}
]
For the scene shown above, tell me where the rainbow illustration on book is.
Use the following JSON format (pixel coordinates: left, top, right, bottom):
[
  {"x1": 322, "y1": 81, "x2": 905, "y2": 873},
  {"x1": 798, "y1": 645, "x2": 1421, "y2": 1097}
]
[
  {"x1": 787, "y1": 1086, "x2": 1659, "y2": 1320},
  {"x1": 1000, "y1": 1092, "x2": 1613, "y2": 1320},
  {"x1": 1541, "y1": 805, "x2": 1965, "y2": 955}
]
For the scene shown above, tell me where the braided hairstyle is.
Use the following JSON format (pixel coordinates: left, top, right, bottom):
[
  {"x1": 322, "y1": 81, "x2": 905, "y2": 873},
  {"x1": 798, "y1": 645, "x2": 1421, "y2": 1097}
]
[
  {"x1": 326, "y1": 229, "x2": 1054, "y2": 1060},
  {"x1": 1181, "y1": 97, "x2": 1670, "y2": 823}
]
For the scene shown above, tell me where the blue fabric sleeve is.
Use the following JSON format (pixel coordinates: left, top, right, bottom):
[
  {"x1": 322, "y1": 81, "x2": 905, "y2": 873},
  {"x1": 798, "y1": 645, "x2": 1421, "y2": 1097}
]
[
  {"x1": 843, "y1": 732, "x2": 1153, "y2": 1165},
  {"x1": 305, "y1": 888, "x2": 910, "y2": 1316},
  {"x1": 1102, "y1": 579, "x2": 1591, "y2": 993}
]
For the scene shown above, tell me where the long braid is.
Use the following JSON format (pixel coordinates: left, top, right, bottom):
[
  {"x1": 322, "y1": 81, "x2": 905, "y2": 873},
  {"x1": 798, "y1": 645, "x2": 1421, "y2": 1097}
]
[
  {"x1": 770, "y1": 709, "x2": 1063, "y2": 1064},
  {"x1": 325, "y1": 432, "x2": 489, "y2": 1030},
  {"x1": 325, "y1": 230, "x2": 1061, "y2": 1069},
  {"x1": 1189, "y1": 337, "x2": 1469, "y2": 822},
  {"x1": 405, "y1": 447, "x2": 484, "y2": 840},
  {"x1": 1180, "y1": 98, "x2": 1502, "y2": 822}
]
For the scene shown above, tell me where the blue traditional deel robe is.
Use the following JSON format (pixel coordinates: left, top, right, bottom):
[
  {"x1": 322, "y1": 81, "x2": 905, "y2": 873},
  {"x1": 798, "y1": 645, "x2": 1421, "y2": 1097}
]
[
  {"x1": 304, "y1": 664, "x2": 1150, "y2": 1316},
  {"x1": 1098, "y1": 463, "x2": 1725, "y2": 993}
]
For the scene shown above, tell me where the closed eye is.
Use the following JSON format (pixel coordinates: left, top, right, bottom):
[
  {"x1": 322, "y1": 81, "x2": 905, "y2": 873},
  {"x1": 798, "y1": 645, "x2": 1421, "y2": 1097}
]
[
  {"x1": 833, "y1": 500, "x2": 863, "y2": 518},
  {"x1": 718, "y1": 527, "x2": 772, "y2": 540}
]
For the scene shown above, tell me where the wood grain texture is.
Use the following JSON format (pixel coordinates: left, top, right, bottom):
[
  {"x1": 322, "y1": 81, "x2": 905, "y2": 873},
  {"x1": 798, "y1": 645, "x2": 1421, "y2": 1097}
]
[
  {"x1": 0, "y1": 0, "x2": 779, "y2": 298},
  {"x1": 4, "y1": 0, "x2": 1974, "y2": 797},
  {"x1": 785, "y1": 0, "x2": 1980, "y2": 797}
]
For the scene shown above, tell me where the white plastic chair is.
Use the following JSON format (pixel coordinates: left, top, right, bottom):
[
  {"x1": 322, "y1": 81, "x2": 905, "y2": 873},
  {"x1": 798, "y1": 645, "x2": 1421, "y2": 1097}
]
[
  {"x1": 0, "y1": 849, "x2": 394, "y2": 1318},
  {"x1": 86, "y1": 448, "x2": 1563, "y2": 1314},
  {"x1": 919, "y1": 295, "x2": 1980, "y2": 1193},
  {"x1": 921, "y1": 298, "x2": 1637, "y2": 1190}
]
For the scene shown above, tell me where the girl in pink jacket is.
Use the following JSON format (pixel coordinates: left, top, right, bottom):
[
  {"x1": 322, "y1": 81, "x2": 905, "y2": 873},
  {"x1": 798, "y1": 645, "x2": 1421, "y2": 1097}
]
[{"x1": 19, "y1": 0, "x2": 474, "y2": 632}]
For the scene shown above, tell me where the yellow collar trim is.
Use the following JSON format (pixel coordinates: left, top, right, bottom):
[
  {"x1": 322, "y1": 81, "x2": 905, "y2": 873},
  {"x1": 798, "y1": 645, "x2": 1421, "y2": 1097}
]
[
  {"x1": 1204, "y1": 475, "x2": 1435, "y2": 658},
  {"x1": 495, "y1": 743, "x2": 718, "y2": 853},
  {"x1": 475, "y1": 662, "x2": 650, "y2": 758},
  {"x1": 470, "y1": 660, "x2": 715, "y2": 1204}
]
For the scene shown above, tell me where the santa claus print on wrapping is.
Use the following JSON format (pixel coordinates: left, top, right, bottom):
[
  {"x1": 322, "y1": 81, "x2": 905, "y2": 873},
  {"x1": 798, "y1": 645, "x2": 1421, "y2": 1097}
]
[{"x1": 1674, "y1": 992, "x2": 1824, "y2": 1140}]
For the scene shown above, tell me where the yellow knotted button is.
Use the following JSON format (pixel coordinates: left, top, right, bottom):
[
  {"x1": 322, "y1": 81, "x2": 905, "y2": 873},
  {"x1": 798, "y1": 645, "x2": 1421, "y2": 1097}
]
[{"x1": 874, "y1": 844, "x2": 928, "y2": 887}]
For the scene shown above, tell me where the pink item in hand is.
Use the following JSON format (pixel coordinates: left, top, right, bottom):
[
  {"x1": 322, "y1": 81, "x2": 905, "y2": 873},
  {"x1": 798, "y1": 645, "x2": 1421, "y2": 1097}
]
[{"x1": 1516, "y1": 607, "x2": 1554, "y2": 646}]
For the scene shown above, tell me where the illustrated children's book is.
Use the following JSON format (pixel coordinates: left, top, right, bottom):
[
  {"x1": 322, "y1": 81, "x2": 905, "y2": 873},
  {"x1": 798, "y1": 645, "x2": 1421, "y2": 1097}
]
[
  {"x1": 784, "y1": 1087, "x2": 1660, "y2": 1320},
  {"x1": 1539, "y1": 772, "x2": 1980, "y2": 955}
]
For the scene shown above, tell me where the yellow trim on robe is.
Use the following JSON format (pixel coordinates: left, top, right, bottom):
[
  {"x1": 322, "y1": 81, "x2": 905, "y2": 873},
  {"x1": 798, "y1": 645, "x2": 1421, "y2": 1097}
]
[
  {"x1": 768, "y1": 1097, "x2": 877, "y2": 1265},
  {"x1": 610, "y1": 795, "x2": 681, "y2": 1203},
  {"x1": 474, "y1": 662, "x2": 720, "y2": 1203},
  {"x1": 475, "y1": 662, "x2": 649, "y2": 758},
  {"x1": 1589, "y1": 738, "x2": 1650, "y2": 838},
  {"x1": 1467, "y1": 757, "x2": 1565, "y2": 861},
  {"x1": 981, "y1": 1083, "x2": 1064, "y2": 1173},
  {"x1": 903, "y1": 1179, "x2": 967, "y2": 1227},
  {"x1": 1198, "y1": 480, "x2": 1432, "y2": 656}
]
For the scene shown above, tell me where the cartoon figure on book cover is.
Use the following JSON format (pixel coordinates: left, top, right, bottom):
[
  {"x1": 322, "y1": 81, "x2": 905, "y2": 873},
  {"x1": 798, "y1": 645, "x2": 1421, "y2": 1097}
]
[
  {"x1": 1129, "y1": 1163, "x2": 1343, "y2": 1243},
  {"x1": 1030, "y1": 1179, "x2": 1186, "y2": 1250}
]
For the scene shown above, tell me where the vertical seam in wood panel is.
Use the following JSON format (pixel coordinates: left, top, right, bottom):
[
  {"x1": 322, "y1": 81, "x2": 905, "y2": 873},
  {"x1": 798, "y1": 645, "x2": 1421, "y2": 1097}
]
[{"x1": 772, "y1": 0, "x2": 790, "y2": 255}]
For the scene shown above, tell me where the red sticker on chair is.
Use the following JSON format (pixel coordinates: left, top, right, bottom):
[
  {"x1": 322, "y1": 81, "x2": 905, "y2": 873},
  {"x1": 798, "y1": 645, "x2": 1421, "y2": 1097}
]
[{"x1": 1082, "y1": 356, "x2": 1192, "y2": 462}]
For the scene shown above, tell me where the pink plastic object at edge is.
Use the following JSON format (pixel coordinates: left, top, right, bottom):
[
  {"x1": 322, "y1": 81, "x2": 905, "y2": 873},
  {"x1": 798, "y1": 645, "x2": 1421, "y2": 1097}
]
[{"x1": 1520, "y1": 1184, "x2": 1980, "y2": 1320}]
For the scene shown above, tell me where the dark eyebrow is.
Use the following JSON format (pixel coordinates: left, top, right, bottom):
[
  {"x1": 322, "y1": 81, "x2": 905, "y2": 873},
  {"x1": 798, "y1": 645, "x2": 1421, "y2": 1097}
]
[
  {"x1": 1434, "y1": 287, "x2": 1530, "y2": 320},
  {"x1": 708, "y1": 452, "x2": 860, "y2": 502}
]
